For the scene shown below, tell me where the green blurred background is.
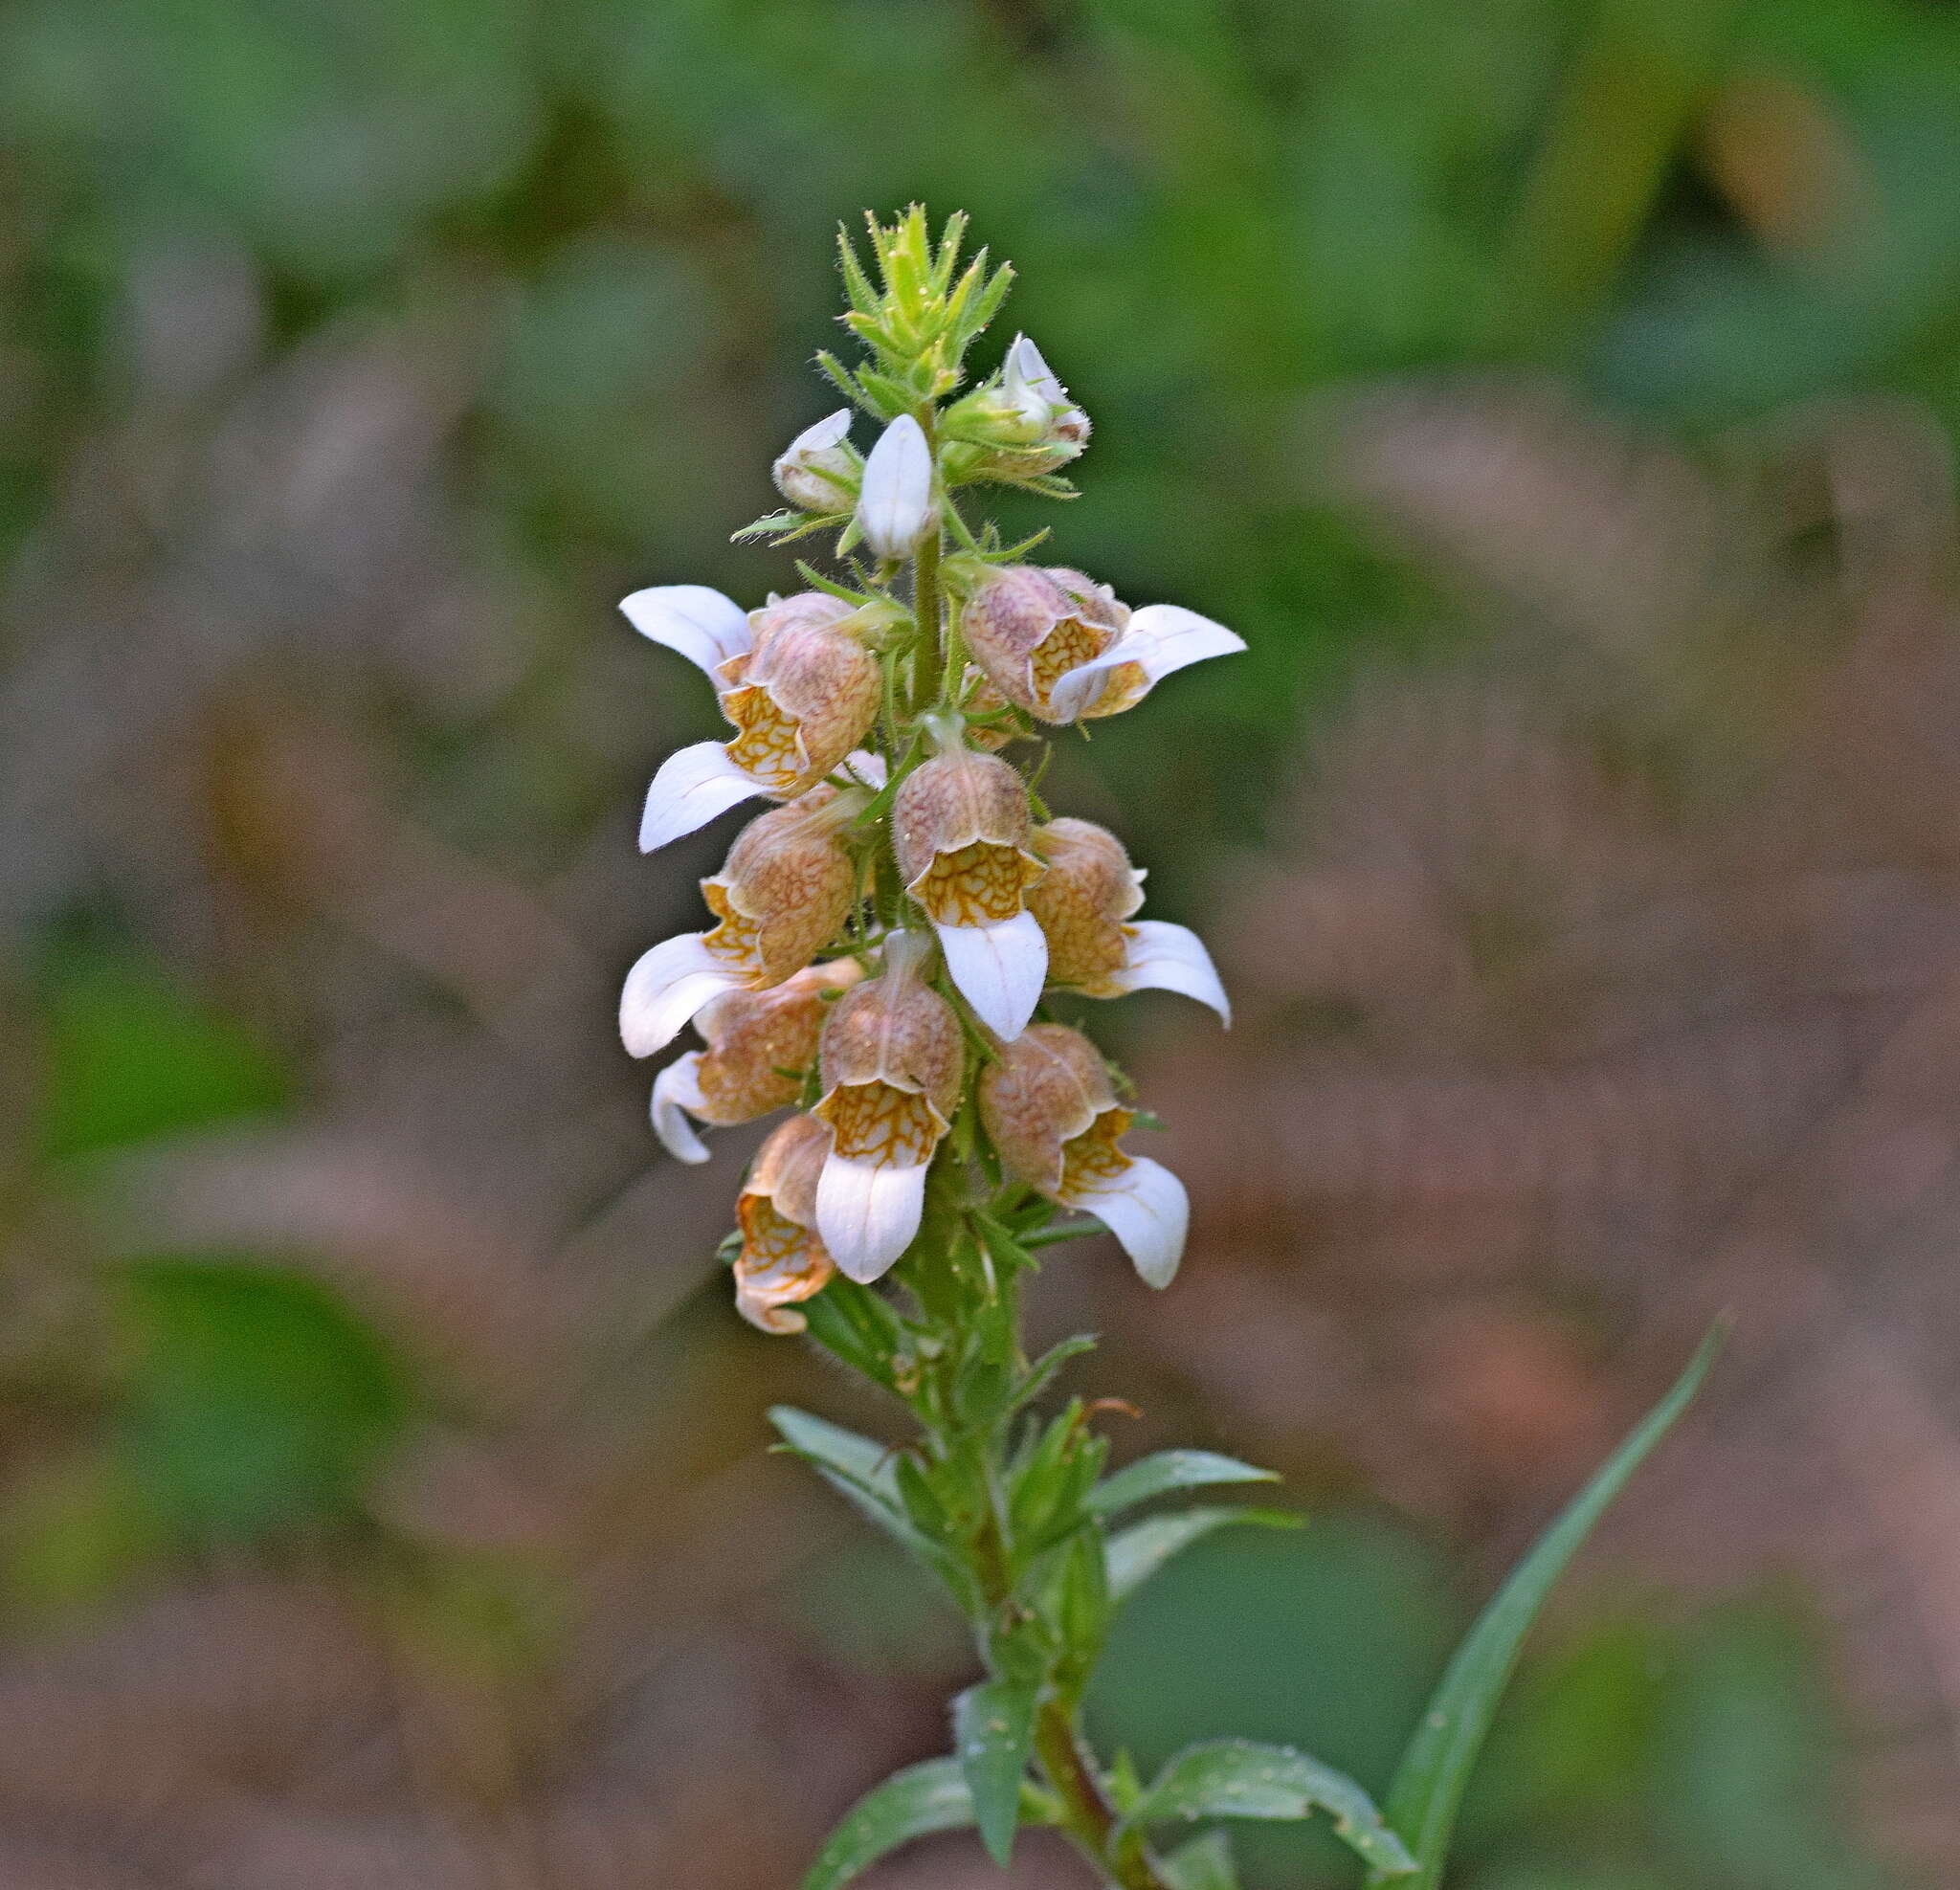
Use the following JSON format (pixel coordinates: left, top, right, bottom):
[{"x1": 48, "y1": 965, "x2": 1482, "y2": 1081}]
[{"x1": 3, "y1": 0, "x2": 1960, "y2": 1883}]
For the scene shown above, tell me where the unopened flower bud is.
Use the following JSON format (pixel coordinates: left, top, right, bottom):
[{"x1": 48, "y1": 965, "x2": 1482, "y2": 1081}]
[
  {"x1": 1001, "y1": 333, "x2": 1090, "y2": 456},
  {"x1": 772, "y1": 409, "x2": 857, "y2": 512},
  {"x1": 978, "y1": 1024, "x2": 1188, "y2": 1287},
  {"x1": 652, "y1": 959, "x2": 862, "y2": 1163},
  {"x1": 858, "y1": 413, "x2": 936, "y2": 558},
  {"x1": 734, "y1": 1113, "x2": 836, "y2": 1333},
  {"x1": 893, "y1": 739, "x2": 1047, "y2": 1039},
  {"x1": 621, "y1": 783, "x2": 866, "y2": 1058},
  {"x1": 812, "y1": 931, "x2": 964, "y2": 1281},
  {"x1": 963, "y1": 565, "x2": 1245, "y2": 726},
  {"x1": 1027, "y1": 818, "x2": 1230, "y2": 1023}
]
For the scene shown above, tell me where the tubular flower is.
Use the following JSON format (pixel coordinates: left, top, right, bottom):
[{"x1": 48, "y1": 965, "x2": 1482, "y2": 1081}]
[
  {"x1": 1027, "y1": 818, "x2": 1231, "y2": 1023},
  {"x1": 772, "y1": 409, "x2": 857, "y2": 512},
  {"x1": 621, "y1": 784, "x2": 866, "y2": 1059},
  {"x1": 812, "y1": 932, "x2": 964, "y2": 1282},
  {"x1": 652, "y1": 959, "x2": 863, "y2": 1164},
  {"x1": 963, "y1": 565, "x2": 1245, "y2": 726},
  {"x1": 978, "y1": 1025, "x2": 1189, "y2": 1288},
  {"x1": 627, "y1": 589, "x2": 881, "y2": 851},
  {"x1": 893, "y1": 740, "x2": 1047, "y2": 1039},
  {"x1": 858, "y1": 413, "x2": 936, "y2": 559},
  {"x1": 733, "y1": 1112, "x2": 836, "y2": 1333}
]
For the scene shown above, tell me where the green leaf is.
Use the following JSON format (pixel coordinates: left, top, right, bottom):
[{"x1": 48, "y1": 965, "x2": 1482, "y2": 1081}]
[
  {"x1": 1089, "y1": 1451, "x2": 1279, "y2": 1518},
  {"x1": 953, "y1": 1676, "x2": 1039, "y2": 1864},
  {"x1": 1125, "y1": 1739, "x2": 1414, "y2": 1877},
  {"x1": 1372, "y1": 1323, "x2": 1726, "y2": 1888},
  {"x1": 1160, "y1": 1830, "x2": 1241, "y2": 1890},
  {"x1": 768, "y1": 1406, "x2": 899, "y2": 1502},
  {"x1": 1107, "y1": 1506, "x2": 1299, "y2": 1604},
  {"x1": 802, "y1": 1759, "x2": 975, "y2": 1890},
  {"x1": 802, "y1": 1758, "x2": 1056, "y2": 1890}
]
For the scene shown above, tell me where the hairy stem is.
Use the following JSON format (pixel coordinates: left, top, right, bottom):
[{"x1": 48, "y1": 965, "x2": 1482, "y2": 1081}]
[{"x1": 1034, "y1": 1700, "x2": 1169, "y2": 1890}]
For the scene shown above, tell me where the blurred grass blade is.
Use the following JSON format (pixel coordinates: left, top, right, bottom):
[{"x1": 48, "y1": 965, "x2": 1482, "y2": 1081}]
[
  {"x1": 1372, "y1": 1323, "x2": 1727, "y2": 1887},
  {"x1": 953, "y1": 1676, "x2": 1039, "y2": 1864},
  {"x1": 1122, "y1": 1738, "x2": 1414, "y2": 1876},
  {"x1": 1089, "y1": 1451, "x2": 1279, "y2": 1518},
  {"x1": 1106, "y1": 1506, "x2": 1300, "y2": 1603}
]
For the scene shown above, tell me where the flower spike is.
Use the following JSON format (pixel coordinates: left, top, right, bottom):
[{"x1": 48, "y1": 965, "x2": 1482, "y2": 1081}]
[{"x1": 858, "y1": 413, "x2": 936, "y2": 558}]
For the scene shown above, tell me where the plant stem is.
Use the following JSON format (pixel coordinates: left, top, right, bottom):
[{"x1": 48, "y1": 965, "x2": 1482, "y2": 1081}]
[{"x1": 1034, "y1": 1700, "x2": 1169, "y2": 1890}]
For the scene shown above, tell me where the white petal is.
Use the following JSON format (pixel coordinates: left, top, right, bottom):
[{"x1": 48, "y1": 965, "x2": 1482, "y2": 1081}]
[
  {"x1": 639, "y1": 741, "x2": 768, "y2": 852},
  {"x1": 619, "y1": 933, "x2": 748, "y2": 1058},
  {"x1": 1048, "y1": 604, "x2": 1246, "y2": 722},
  {"x1": 1071, "y1": 1156, "x2": 1189, "y2": 1289},
  {"x1": 619, "y1": 585, "x2": 752, "y2": 679},
  {"x1": 1108, "y1": 920, "x2": 1232, "y2": 1025},
  {"x1": 840, "y1": 748, "x2": 889, "y2": 789},
  {"x1": 935, "y1": 910, "x2": 1046, "y2": 1041},
  {"x1": 857, "y1": 413, "x2": 935, "y2": 559},
  {"x1": 815, "y1": 1155, "x2": 928, "y2": 1283},
  {"x1": 1007, "y1": 332, "x2": 1066, "y2": 407},
  {"x1": 784, "y1": 408, "x2": 852, "y2": 456},
  {"x1": 651, "y1": 1052, "x2": 712, "y2": 1164}
]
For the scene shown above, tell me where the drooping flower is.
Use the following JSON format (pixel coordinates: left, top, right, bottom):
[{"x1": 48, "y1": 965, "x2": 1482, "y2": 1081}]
[
  {"x1": 733, "y1": 1112, "x2": 836, "y2": 1333},
  {"x1": 652, "y1": 959, "x2": 862, "y2": 1164},
  {"x1": 962, "y1": 565, "x2": 1244, "y2": 726},
  {"x1": 1001, "y1": 333, "x2": 1090, "y2": 455},
  {"x1": 811, "y1": 931, "x2": 964, "y2": 1282},
  {"x1": 892, "y1": 736, "x2": 1047, "y2": 1039},
  {"x1": 857, "y1": 413, "x2": 936, "y2": 559},
  {"x1": 772, "y1": 409, "x2": 857, "y2": 512},
  {"x1": 621, "y1": 784, "x2": 865, "y2": 1059},
  {"x1": 625, "y1": 588, "x2": 882, "y2": 850},
  {"x1": 1027, "y1": 818, "x2": 1230, "y2": 1023},
  {"x1": 978, "y1": 1024, "x2": 1188, "y2": 1288}
]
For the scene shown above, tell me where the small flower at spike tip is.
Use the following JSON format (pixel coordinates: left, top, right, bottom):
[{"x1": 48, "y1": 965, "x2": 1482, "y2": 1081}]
[
  {"x1": 1001, "y1": 333, "x2": 1090, "y2": 454},
  {"x1": 734, "y1": 1112, "x2": 837, "y2": 1333},
  {"x1": 962, "y1": 565, "x2": 1244, "y2": 725},
  {"x1": 812, "y1": 931, "x2": 964, "y2": 1282},
  {"x1": 621, "y1": 785, "x2": 866, "y2": 1059},
  {"x1": 857, "y1": 413, "x2": 936, "y2": 559},
  {"x1": 893, "y1": 728, "x2": 1047, "y2": 1040},
  {"x1": 979, "y1": 1024, "x2": 1189, "y2": 1288},
  {"x1": 1027, "y1": 818, "x2": 1230, "y2": 1023},
  {"x1": 623, "y1": 587, "x2": 883, "y2": 850},
  {"x1": 772, "y1": 409, "x2": 857, "y2": 512},
  {"x1": 652, "y1": 959, "x2": 863, "y2": 1164}
]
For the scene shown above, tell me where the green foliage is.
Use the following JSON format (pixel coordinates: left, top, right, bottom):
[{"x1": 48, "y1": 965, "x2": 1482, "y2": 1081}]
[
  {"x1": 1106, "y1": 1507, "x2": 1300, "y2": 1606},
  {"x1": 799, "y1": 1757, "x2": 1055, "y2": 1890},
  {"x1": 1372, "y1": 1325, "x2": 1726, "y2": 1888},
  {"x1": 954, "y1": 1675, "x2": 1042, "y2": 1864},
  {"x1": 35, "y1": 949, "x2": 289, "y2": 1164},
  {"x1": 1123, "y1": 1740, "x2": 1414, "y2": 1877},
  {"x1": 115, "y1": 1256, "x2": 410, "y2": 1545},
  {"x1": 1089, "y1": 1451, "x2": 1280, "y2": 1519}
]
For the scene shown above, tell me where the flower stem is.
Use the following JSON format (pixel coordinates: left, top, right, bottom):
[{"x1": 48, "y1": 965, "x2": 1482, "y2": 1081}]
[{"x1": 1034, "y1": 1699, "x2": 1169, "y2": 1890}]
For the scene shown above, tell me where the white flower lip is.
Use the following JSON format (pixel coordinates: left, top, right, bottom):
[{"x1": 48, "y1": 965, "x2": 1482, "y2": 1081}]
[
  {"x1": 1069, "y1": 1154, "x2": 1189, "y2": 1289},
  {"x1": 934, "y1": 910, "x2": 1046, "y2": 1041},
  {"x1": 639, "y1": 740, "x2": 772, "y2": 852},
  {"x1": 857, "y1": 413, "x2": 936, "y2": 559},
  {"x1": 651, "y1": 1051, "x2": 712, "y2": 1164},
  {"x1": 815, "y1": 1154, "x2": 929, "y2": 1282},
  {"x1": 1108, "y1": 920, "x2": 1231, "y2": 1025},
  {"x1": 781, "y1": 408, "x2": 852, "y2": 458},
  {"x1": 1048, "y1": 603, "x2": 1246, "y2": 723},
  {"x1": 619, "y1": 585, "x2": 753, "y2": 680},
  {"x1": 619, "y1": 932, "x2": 749, "y2": 1058},
  {"x1": 1006, "y1": 333, "x2": 1074, "y2": 414}
]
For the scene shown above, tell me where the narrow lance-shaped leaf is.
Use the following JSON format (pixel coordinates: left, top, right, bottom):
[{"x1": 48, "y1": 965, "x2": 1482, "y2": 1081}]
[
  {"x1": 1122, "y1": 1740, "x2": 1415, "y2": 1878},
  {"x1": 801, "y1": 1758, "x2": 1059, "y2": 1890},
  {"x1": 953, "y1": 1676, "x2": 1040, "y2": 1865},
  {"x1": 1088, "y1": 1450, "x2": 1278, "y2": 1518},
  {"x1": 1106, "y1": 1506, "x2": 1299, "y2": 1604},
  {"x1": 1370, "y1": 1323, "x2": 1726, "y2": 1888}
]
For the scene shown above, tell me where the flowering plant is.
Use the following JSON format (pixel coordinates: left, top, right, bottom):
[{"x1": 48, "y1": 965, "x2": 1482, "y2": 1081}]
[{"x1": 619, "y1": 210, "x2": 1718, "y2": 1890}]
